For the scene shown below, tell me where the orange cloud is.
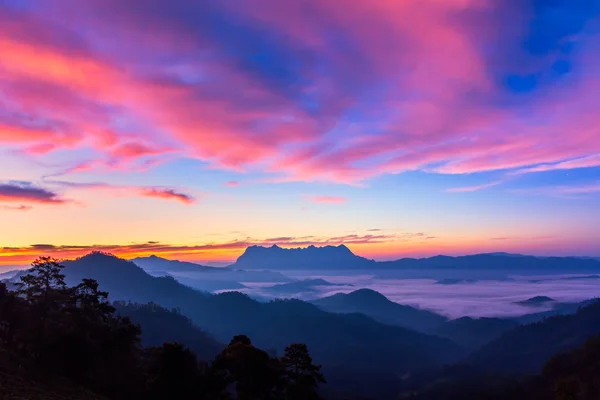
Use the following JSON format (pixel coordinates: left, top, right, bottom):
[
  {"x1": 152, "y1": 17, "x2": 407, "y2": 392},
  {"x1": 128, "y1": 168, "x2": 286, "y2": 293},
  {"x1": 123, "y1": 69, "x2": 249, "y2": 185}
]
[{"x1": 138, "y1": 188, "x2": 195, "y2": 204}]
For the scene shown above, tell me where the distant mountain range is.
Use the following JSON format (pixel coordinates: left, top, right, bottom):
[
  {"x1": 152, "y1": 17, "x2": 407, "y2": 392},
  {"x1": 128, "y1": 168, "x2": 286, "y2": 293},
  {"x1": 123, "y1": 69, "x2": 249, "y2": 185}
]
[{"x1": 229, "y1": 245, "x2": 600, "y2": 272}]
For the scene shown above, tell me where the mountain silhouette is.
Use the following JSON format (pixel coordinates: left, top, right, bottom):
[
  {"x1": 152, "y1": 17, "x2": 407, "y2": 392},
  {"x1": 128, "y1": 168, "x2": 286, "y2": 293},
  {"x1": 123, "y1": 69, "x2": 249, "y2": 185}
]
[
  {"x1": 134, "y1": 255, "x2": 293, "y2": 283},
  {"x1": 230, "y1": 244, "x2": 376, "y2": 270},
  {"x1": 515, "y1": 296, "x2": 555, "y2": 307},
  {"x1": 60, "y1": 252, "x2": 210, "y2": 305},
  {"x1": 467, "y1": 299, "x2": 600, "y2": 372},
  {"x1": 312, "y1": 289, "x2": 448, "y2": 333}
]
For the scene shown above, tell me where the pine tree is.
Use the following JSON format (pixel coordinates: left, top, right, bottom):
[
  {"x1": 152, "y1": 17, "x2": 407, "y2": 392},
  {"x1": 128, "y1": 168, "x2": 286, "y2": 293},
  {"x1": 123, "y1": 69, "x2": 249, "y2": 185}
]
[{"x1": 281, "y1": 344, "x2": 325, "y2": 400}]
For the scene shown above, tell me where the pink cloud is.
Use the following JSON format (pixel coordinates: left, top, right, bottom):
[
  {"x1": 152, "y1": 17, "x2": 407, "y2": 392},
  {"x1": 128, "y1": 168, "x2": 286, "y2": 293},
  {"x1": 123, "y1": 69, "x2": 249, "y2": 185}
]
[
  {"x1": 225, "y1": 181, "x2": 240, "y2": 188},
  {"x1": 138, "y1": 187, "x2": 196, "y2": 204},
  {"x1": 309, "y1": 195, "x2": 346, "y2": 204},
  {"x1": 46, "y1": 180, "x2": 196, "y2": 205},
  {"x1": 1, "y1": 1, "x2": 599, "y2": 183}
]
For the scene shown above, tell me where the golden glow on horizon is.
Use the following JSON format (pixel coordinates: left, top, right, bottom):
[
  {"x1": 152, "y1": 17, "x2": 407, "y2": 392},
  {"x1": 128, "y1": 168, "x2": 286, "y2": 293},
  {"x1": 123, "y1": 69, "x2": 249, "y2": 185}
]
[{"x1": 0, "y1": 233, "x2": 579, "y2": 267}]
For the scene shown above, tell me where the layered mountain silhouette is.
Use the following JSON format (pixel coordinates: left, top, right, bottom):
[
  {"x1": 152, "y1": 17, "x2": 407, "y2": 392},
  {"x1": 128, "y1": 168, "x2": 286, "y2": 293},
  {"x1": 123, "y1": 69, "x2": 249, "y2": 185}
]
[
  {"x1": 229, "y1": 245, "x2": 600, "y2": 272},
  {"x1": 467, "y1": 299, "x2": 600, "y2": 372},
  {"x1": 133, "y1": 255, "x2": 293, "y2": 282},
  {"x1": 40, "y1": 252, "x2": 465, "y2": 380},
  {"x1": 312, "y1": 289, "x2": 448, "y2": 333}
]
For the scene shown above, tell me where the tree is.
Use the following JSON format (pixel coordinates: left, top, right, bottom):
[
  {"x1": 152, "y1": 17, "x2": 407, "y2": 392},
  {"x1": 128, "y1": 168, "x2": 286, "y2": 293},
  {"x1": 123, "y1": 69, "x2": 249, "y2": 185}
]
[
  {"x1": 71, "y1": 278, "x2": 115, "y2": 322},
  {"x1": 16, "y1": 256, "x2": 67, "y2": 305},
  {"x1": 211, "y1": 335, "x2": 283, "y2": 400},
  {"x1": 145, "y1": 342, "x2": 201, "y2": 400},
  {"x1": 14, "y1": 257, "x2": 70, "y2": 364},
  {"x1": 281, "y1": 344, "x2": 325, "y2": 400}
]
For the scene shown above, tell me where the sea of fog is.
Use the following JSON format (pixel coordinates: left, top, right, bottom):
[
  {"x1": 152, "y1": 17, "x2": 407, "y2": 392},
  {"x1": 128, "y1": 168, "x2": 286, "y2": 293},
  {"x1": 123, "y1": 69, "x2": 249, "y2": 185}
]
[{"x1": 201, "y1": 270, "x2": 600, "y2": 319}]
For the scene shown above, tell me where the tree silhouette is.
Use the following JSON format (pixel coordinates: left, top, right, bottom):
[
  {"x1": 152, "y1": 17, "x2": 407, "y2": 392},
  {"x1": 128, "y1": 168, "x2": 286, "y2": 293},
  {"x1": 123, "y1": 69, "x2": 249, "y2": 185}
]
[
  {"x1": 212, "y1": 335, "x2": 283, "y2": 400},
  {"x1": 281, "y1": 344, "x2": 325, "y2": 400},
  {"x1": 16, "y1": 256, "x2": 67, "y2": 301},
  {"x1": 145, "y1": 342, "x2": 201, "y2": 400}
]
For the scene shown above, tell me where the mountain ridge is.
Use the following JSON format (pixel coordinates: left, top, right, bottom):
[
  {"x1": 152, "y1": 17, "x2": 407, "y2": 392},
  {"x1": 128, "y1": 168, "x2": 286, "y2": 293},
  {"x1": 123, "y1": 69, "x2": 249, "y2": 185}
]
[
  {"x1": 312, "y1": 288, "x2": 448, "y2": 333},
  {"x1": 228, "y1": 245, "x2": 600, "y2": 271}
]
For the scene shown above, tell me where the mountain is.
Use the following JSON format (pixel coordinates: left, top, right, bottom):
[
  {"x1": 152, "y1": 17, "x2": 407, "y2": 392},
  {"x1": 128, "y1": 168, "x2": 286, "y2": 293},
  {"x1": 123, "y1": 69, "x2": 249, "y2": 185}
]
[
  {"x1": 134, "y1": 255, "x2": 293, "y2": 283},
  {"x1": 263, "y1": 278, "x2": 339, "y2": 294},
  {"x1": 515, "y1": 296, "x2": 555, "y2": 307},
  {"x1": 53, "y1": 253, "x2": 465, "y2": 383},
  {"x1": 60, "y1": 252, "x2": 211, "y2": 306},
  {"x1": 114, "y1": 302, "x2": 223, "y2": 360},
  {"x1": 513, "y1": 298, "x2": 598, "y2": 325},
  {"x1": 435, "y1": 317, "x2": 519, "y2": 349},
  {"x1": 0, "y1": 270, "x2": 20, "y2": 281},
  {"x1": 312, "y1": 289, "x2": 448, "y2": 334},
  {"x1": 131, "y1": 255, "x2": 220, "y2": 273},
  {"x1": 467, "y1": 300, "x2": 600, "y2": 372},
  {"x1": 381, "y1": 254, "x2": 600, "y2": 273},
  {"x1": 230, "y1": 246, "x2": 600, "y2": 273},
  {"x1": 230, "y1": 244, "x2": 376, "y2": 270}
]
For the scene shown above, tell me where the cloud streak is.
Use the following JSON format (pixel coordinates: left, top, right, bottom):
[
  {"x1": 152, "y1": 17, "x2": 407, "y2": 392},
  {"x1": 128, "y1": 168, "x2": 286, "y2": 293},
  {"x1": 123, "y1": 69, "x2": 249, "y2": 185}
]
[
  {"x1": 447, "y1": 181, "x2": 504, "y2": 193},
  {"x1": 46, "y1": 180, "x2": 197, "y2": 204},
  {"x1": 138, "y1": 187, "x2": 195, "y2": 204}
]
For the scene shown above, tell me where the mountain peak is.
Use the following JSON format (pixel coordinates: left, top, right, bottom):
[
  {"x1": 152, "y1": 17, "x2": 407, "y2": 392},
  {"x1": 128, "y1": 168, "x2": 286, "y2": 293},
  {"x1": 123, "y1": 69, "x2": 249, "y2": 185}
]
[
  {"x1": 77, "y1": 251, "x2": 120, "y2": 262},
  {"x1": 232, "y1": 243, "x2": 373, "y2": 270},
  {"x1": 346, "y1": 288, "x2": 389, "y2": 302}
]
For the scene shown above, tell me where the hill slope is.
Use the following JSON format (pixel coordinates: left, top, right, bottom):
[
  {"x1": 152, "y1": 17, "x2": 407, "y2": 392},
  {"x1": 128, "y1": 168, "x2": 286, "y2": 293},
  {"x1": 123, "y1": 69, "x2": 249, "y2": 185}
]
[
  {"x1": 436, "y1": 317, "x2": 519, "y2": 349},
  {"x1": 114, "y1": 302, "x2": 224, "y2": 361},
  {"x1": 467, "y1": 300, "x2": 600, "y2": 372},
  {"x1": 312, "y1": 289, "x2": 448, "y2": 333}
]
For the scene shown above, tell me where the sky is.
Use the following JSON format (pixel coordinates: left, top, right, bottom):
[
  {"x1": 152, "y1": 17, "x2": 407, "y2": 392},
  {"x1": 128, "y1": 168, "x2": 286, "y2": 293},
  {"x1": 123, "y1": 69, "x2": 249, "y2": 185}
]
[{"x1": 1, "y1": 0, "x2": 600, "y2": 266}]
